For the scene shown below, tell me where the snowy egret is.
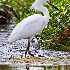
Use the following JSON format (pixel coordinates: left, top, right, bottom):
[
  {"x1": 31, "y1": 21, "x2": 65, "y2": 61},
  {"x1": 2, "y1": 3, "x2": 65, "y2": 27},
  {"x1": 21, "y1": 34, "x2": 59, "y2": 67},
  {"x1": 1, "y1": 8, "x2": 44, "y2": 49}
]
[{"x1": 7, "y1": 0, "x2": 58, "y2": 57}]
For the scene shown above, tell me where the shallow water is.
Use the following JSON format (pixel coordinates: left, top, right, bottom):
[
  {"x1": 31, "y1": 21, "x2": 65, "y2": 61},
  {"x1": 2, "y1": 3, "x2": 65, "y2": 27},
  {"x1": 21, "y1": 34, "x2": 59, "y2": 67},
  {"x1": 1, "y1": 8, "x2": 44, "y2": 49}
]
[
  {"x1": 0, "y1": 65, "x2": 70, "y2": 70},
  {"x1": 0, "y1": 23, "x2": 70, "y2": 69}
]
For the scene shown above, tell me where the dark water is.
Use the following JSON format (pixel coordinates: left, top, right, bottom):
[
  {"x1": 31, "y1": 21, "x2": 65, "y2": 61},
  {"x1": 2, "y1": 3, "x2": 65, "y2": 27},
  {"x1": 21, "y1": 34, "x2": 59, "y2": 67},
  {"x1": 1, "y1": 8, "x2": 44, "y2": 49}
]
[{"x1": 0, "y1": 65, "x2": 70, "y2": 70}]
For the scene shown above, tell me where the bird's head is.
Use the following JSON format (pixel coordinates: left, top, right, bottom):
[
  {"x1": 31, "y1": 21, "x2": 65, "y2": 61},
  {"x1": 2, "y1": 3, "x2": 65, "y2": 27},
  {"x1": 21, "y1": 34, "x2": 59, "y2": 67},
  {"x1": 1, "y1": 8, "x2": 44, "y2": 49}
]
[
  {"x1": 30, "y1": 0, "x2": 58, "y2": 10},
  {"x1": 36, "y1": 0, "x2": 49, "y2": 5}
]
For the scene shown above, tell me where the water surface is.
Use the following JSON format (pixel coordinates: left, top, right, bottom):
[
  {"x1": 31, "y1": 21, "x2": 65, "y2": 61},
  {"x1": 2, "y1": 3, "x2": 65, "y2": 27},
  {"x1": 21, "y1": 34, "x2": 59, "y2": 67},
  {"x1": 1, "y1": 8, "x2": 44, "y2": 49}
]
[
  {"x1": 0, "y1": 23, "x2": 70, "y2": 70},
  {"x1": 0, "y1": 65, "x2": 70, "y2": 70}
]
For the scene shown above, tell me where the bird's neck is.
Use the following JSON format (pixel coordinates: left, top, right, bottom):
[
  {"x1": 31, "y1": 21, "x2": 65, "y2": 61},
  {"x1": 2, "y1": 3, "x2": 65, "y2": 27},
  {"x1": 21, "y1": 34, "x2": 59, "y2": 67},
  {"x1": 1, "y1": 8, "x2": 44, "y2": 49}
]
[
  {"x1": 31, "y1": 1, "x2": 50, "y2": 17},
  {"x1": 37, "y1": 3, "x2": 50, "y2": 17}
]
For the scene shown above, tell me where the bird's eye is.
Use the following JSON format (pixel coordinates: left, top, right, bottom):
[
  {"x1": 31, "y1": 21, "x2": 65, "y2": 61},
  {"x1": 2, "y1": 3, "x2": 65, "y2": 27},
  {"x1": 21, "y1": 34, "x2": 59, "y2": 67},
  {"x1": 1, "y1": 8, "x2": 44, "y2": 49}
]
[
  {"x1": 47, "y1": 0, "x2": 50, "y2": 2},
  {"x1": 47, "y1": 0, "x2": 48, "y2": 2},
  {"x1": 47, "y1": 0, "x2": 49, "y2": 2},
  {"x1": 47, "y1": 0, "x2": 50, "y2": 3}
]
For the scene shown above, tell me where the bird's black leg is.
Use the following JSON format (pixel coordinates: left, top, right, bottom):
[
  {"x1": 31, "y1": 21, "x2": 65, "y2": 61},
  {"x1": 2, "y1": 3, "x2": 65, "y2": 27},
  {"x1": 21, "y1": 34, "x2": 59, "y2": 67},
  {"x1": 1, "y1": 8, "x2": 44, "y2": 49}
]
[
  {"x1": 25, "y1": 38, "x2": 34, "y2": 57},
  {"x1": 25, "y1": 38, "x2": 30, "y2": 57}
]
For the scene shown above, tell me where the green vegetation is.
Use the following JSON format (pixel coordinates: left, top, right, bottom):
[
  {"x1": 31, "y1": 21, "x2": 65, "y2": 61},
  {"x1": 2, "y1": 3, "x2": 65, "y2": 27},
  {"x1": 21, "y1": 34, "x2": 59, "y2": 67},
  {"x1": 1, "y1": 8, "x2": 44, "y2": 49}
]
[{"x1": 0, "y1": 0, "x2": 70, "y2": 51}]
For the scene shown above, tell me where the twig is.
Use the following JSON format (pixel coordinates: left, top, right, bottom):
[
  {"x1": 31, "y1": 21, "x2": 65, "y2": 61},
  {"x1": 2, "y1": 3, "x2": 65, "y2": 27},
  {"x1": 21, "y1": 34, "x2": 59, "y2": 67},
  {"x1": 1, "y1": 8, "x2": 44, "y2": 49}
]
[{"x1": 15, "y1": 0, "x2": 30, "y2": 12}]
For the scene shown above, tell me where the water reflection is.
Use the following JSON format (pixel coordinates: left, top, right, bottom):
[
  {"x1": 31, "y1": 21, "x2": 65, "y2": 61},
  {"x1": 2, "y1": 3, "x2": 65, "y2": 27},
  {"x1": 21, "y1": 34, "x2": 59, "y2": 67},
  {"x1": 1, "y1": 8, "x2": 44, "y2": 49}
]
[
  {"x1": 0, "y1": 65, "x2": 70, "y2": 70},
  {"x1": 0, "y1": 65, "x2": 11, "y2": 70}
]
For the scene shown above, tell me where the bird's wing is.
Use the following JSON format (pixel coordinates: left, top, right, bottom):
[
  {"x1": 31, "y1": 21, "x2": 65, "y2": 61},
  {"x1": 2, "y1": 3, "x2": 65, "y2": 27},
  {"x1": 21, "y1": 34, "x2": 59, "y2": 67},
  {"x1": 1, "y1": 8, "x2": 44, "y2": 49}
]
[
  {"x1": 11, "y1": 14, "x2": 42, "y2": 35},
  {"x1": 8, "y1": 14, "x2": 45, "y2": 43}
]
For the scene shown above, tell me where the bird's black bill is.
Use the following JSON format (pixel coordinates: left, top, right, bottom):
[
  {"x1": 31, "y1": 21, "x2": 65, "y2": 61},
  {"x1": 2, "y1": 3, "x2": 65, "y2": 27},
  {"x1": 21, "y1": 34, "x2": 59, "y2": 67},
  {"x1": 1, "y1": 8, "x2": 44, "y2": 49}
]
[{"x1": 47, "y1": 1, "x2": 59, "y2": 10}]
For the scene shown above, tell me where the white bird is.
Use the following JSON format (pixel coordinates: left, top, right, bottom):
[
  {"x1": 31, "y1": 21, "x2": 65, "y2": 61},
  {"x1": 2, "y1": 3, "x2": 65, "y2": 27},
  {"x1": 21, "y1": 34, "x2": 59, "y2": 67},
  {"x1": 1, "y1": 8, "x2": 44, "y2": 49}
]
[{"x1": 7, "y1": 0, "x2": 58, "y2": 57}]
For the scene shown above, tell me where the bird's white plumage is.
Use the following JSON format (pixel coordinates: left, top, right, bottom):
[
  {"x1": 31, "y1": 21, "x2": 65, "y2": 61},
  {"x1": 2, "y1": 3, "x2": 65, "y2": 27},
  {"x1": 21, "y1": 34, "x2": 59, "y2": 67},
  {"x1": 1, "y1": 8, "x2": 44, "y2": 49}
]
[
  {"x1": 8, "y1": 0, "x2": 50, "y2": 43},
  {"x1": 11, "y1": 14, "x2": 42, "y2": 35}
]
